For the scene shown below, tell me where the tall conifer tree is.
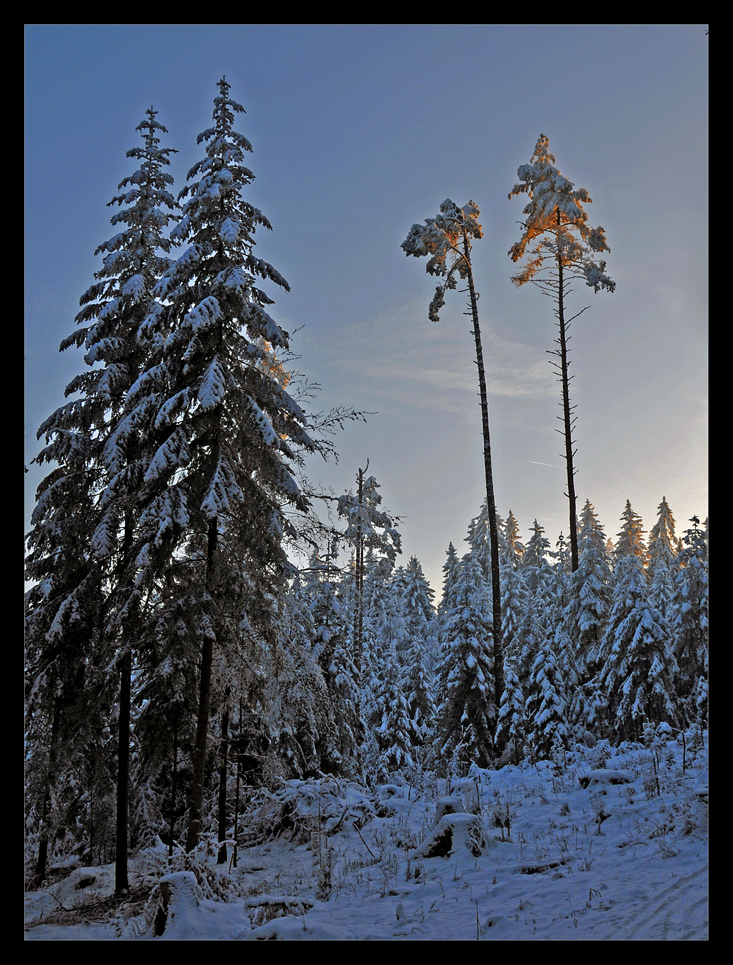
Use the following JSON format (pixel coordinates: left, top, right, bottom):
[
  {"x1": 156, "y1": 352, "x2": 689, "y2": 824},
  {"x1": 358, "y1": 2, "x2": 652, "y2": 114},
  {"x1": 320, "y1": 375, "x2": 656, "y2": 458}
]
[
  {"x1": 25, "y1": 107, "x2": 178, "y2": 889},
  {"x1": 509, "y1": 135, "x2": 615, "y2": 571},
  {"x1": 136, "y1": 78, "x2": 314, "y2": 850},
  {"x1": 647, "y1": 497, "x2": 678, "y2": 620},
  {"x1": 434, "y1": 554, "x2": 496, "y2": 769},
  {"x1": 565, "y1": 500, "x2": 612, "y2": 674},
  {"x1": 82, "y1": 106, "x2": 178, "y2": 892},
  {"x1": 402, "y1": 200, "x2": 505, "y2": 726},
  {"x1": 672, "y1": 516, "x2": 709, "y2": 720},
  {"x1": 598, "y1": 554, "x2": 678, "y2": 741}
]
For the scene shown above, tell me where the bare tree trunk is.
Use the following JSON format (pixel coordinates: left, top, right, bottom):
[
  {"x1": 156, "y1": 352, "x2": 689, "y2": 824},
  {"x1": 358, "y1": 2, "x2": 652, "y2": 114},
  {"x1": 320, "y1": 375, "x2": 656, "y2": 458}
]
[
  {"x1": 463, "y1": 235, "x2": 505, "y2": 728},
  {"x1": 354, "y1": 465, "x2": 365, "y2": 677},
  {"x1": 555, "y1": 248, "x2": 579, "y2": 573}
]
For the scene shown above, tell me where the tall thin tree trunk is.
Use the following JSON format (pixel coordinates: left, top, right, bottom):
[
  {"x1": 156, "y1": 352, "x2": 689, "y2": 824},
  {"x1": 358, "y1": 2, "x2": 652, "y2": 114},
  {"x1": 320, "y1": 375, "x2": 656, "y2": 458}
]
[
  {"x1": 555, "y1": 249, "x2": 579, "y2": 572},
  {"x1": 354, "y1": 465, "x2": 365, "y2": 677},
  {"x1": 463, "y1": 235, "x2": 505, "y2": 726},
  {"x1": 186, "y1": 516, "x2": 218, "y2": 852}
]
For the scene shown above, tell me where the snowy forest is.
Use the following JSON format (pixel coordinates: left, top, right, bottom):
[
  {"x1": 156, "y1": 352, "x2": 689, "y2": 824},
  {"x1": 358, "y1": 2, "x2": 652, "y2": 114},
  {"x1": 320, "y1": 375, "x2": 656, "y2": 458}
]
[{"x1": 24, "y1": 78, "x2": 708, "y2": 939}]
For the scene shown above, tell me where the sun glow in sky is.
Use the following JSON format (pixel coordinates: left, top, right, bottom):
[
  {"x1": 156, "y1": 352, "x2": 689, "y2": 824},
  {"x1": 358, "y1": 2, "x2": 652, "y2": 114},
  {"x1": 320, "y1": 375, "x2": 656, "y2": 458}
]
[{"x1": 24, "y1": 24, "x2": 707, "y2": 592}]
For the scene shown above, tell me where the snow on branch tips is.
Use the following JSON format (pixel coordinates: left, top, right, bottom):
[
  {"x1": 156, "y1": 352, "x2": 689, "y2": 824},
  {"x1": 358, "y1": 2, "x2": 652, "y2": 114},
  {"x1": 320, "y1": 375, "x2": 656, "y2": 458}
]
[
  {"x1": 508, "y1": 134, "x2": 615, "y2": 294},
  {"x1": 401, "y1": 200, "x2": 483, "y2": 323}
]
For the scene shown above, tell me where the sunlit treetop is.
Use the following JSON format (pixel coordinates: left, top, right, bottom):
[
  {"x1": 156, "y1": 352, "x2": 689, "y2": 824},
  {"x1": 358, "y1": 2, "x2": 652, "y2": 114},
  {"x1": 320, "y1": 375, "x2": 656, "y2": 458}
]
[
  {"x1": 508, "y1": 134, "x2": 615, "y2": 294},
  {"x1": 401, "y1": 199, "x2": 482, "y2": 322}
]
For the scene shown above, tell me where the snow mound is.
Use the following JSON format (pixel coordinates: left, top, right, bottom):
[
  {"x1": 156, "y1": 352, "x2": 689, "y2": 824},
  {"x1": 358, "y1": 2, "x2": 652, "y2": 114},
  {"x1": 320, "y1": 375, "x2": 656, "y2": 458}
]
[
  {"x1": 412, "y1": 812, "x2": 490, "y2": 859},
  {"x1": 149, "y1": 871, "x2": 249, "y2": 940}
]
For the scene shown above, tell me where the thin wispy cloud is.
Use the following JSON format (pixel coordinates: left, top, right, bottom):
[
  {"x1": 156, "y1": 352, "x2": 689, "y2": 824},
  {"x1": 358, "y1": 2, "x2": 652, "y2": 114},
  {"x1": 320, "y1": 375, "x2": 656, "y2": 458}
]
[{"x1": 327, "y1": 299, "x2": 557, "y2": 413}]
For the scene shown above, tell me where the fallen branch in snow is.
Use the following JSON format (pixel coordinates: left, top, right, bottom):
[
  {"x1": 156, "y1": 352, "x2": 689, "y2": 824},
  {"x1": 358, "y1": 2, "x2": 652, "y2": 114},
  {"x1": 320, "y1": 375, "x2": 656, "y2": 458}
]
[{"x1": 354, "y1": 823, "x2": 377, "y2": 860}]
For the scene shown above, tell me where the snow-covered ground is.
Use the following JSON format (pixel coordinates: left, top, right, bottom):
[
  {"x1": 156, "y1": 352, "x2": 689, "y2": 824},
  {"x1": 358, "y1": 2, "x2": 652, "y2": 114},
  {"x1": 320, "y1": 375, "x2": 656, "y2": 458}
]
[{"x1": 24, "y1": 731, "x2": 708, "y2": 941}]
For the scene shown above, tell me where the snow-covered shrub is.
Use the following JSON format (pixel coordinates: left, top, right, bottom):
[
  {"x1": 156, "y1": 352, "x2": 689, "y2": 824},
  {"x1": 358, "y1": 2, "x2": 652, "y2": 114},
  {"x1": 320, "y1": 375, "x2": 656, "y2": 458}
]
[
  {"x1": 490, "y1": 795, "x2": 514, "y2": 841},
  {"x1": 585, "y1": 738, "x2": 613, "y2": 769},
  {"x1": 241, "y1": 776, "x2": 376, "y2": 847},
  {"x1": 148, "y1": 871, "x2": 203, "y2": 937},
  {"x1": 412, "y1": 812, "x2": 490, "y2": 859},
  {"x1": 140, "y1": 834, "x2": 240, "y2": 902}
]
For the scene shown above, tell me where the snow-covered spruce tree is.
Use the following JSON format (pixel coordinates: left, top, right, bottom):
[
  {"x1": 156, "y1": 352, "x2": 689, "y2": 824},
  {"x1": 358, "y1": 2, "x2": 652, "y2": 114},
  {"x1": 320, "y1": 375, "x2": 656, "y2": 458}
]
[
  {"x1": 530, "y1": 522, "x2": 583, "y2": 751},
  {"x1": 503, "y1": 510, "x2": 525, "y2": 568},
  {"x1": 306, "y1": 572, "x2": 362, "y2": 776},
  {"x1": 599, "y1": 554, "x2": 679, "y2": 741},
  {"x1": 509, "y1": 135, "x2": 615, "y2": 572},
  {"x1": 437, "y1": 542, "x2": 461, "y2": 623},
  {"x1": 25, "y1": 474, "x2": 104, "y2": 884},
  {"x1": 434, "y1": 553, "x2": 496, "y2": 770},
  {"x1": 129, "y1": 593, "x2": 202, "y2": 850},
  {"x1": 614, "y1": 500, "x2": 646, "y2": 564},
  {"x1": 596, "y1": 505, "x2": 678, "y2": 741},
  {"x1": 266, "y1": 575, "x2": 337, "y2": 779},
  {"x1": 25, "y1": 107, "x2": 178, "y2": 889},
  {"x1": 392, "y1": 557, "x2": 438, "y2": 759},
  {"x1": 24, "y1": 329, "x2": 108, "y2": 880},
  {"x1": 402, "y1": 201, "x2": 505, "y2": 719},
  {"x1": 672, "y1": 516, "x2": 708, "y2": 723},
  {"x1": 552, "y1": 530, "x2": 574, "y2": 578},
  {"x1": 497, "y1": 510, "x2": 528, "y2": 686},
  {"x1": 503, "y1": 522, "x2": 552, "y2": 691},
  {"x1": 337, "y1": 468, "x2": 401, "y2": 680},
  {"x1": 496, "y1": 668, "x2": 528, "y2": 766},
  {"x1": 358, "y1": 575, "x2": 402, "y2": 780},
  {"x1": 79, "y1": 106, "x2": 179, "y2": 892},
  {"x1": 134, "y1": 78, "x2": 314, "y2": 851},
  {"x1": 509, "y1": 588, "x2": 545, "y2": 698},
  {"x1": 646, "y1": 497, "x2": 679, "y2": 621},
  {"x1": 465, "y1": 499, "x2": 505, "y2": 585},
  {"x1": 328, "y1": 629, "x2": 364, "y2": 777},
  {"x1": 525, "y1": 631, "x2": 569, "y2": 763},
  {"x1": 78, "y1": 106, "x2": 179, "y2": 558},
  {"x1": 373, "y1": 630, "x2": 417, "y2": 782},
  {"x1": 564, "y1": 500, "x2": 612, "y2": 675},
  {"x1": 552, "y1": 530, "x2": 584, "y2": 708},
  {"x1": 521, "y1": 519, "x2": 552, "y2": 590},
  {"x1": 394, "y1": 556, "x2": 437, "y2": 646},
  {"x1": 499, "y1": 553, "x2": 528, "y2": 678},
  {"x1": 358, "y1": 549, "x2": 397, "y2": 768},
  {"x1": 580, "y1": 503, "x2": 645, "y2": 735}
]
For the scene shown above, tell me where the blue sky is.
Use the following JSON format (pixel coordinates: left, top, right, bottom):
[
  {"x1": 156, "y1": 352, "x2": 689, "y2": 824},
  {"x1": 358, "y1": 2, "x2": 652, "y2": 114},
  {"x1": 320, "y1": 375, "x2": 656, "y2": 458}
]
[{"x1": 25, "y1": 24, "x2": 708, "y2": 592}]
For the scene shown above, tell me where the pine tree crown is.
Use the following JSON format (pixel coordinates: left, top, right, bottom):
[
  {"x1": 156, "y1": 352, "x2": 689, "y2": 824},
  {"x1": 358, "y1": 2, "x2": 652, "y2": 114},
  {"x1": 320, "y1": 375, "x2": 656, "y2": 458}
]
[{"x1": 508, "y1": 134, "x2": 615, "y2": 294}]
